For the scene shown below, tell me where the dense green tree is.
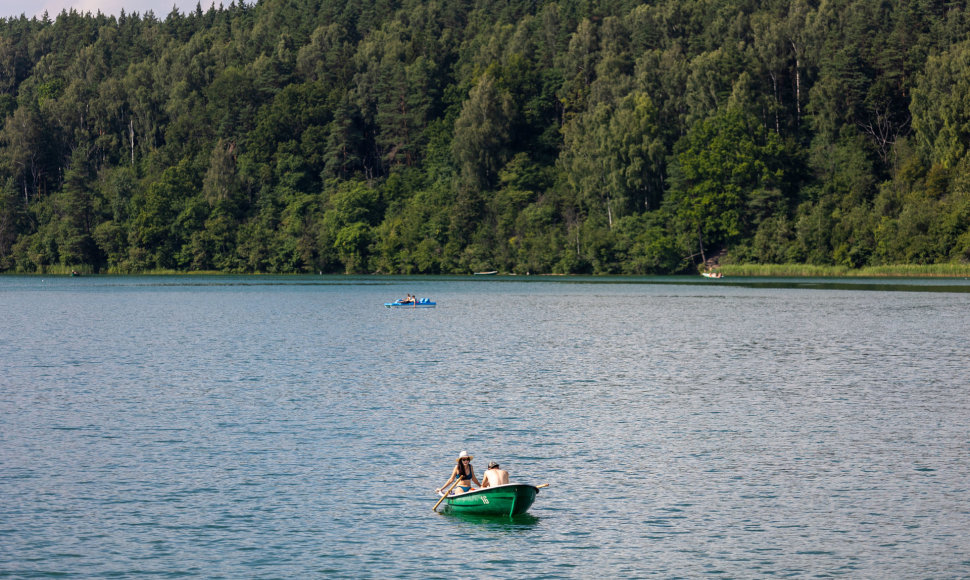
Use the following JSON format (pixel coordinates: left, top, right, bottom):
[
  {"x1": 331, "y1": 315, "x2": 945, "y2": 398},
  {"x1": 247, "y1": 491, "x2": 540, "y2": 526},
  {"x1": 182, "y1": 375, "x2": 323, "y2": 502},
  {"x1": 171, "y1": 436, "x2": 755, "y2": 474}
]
[
  {"x1": 126, "y1": 160, "x2": 199, "y2": 269},
  {"x1": 0, "y1": 177, "x2": 27, "y2": 269},
  {"x1": 560, "y1": 91, "x2": 664, "y2": 231},
  {"x1": 206, "y1": 66, "x2": 261, "y2": 139},
  {"x1": 911, "y1": 40, "x2": 970, "y2": 169},
  {"x1": 2, "y1": 104, "x2": 52, "y2": 203},
  {"x1": 666, "y1": 107, "x2": 788, "y2": 264},
  {"x1": 451, "y1": 72, "x2": 514, "y2": 190},
  {"x1": 2, "y1": 0, "x2": 970, "y2": 274},
  {"x1": 50, "y1": 146, "x2": 102, "y2": 266}
]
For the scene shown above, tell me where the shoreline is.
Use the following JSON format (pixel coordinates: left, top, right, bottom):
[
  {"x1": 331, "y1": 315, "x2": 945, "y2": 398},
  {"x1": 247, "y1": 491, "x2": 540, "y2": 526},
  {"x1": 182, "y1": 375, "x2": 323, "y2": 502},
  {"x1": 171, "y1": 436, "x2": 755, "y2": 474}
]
[
  {"x1": 715, "y1": 264, "x2": 970, "y2": 278},
  {"x1": 4, "y1": 264, "x2": 970, "y2": 278}
]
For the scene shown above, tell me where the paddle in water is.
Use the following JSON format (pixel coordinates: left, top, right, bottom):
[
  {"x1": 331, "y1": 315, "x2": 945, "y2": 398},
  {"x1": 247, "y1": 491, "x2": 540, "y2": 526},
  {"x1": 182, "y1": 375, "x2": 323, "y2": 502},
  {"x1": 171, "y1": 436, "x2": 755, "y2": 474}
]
[{"x1": 432, "y1": 478, "x2": 462, "y2": 512}]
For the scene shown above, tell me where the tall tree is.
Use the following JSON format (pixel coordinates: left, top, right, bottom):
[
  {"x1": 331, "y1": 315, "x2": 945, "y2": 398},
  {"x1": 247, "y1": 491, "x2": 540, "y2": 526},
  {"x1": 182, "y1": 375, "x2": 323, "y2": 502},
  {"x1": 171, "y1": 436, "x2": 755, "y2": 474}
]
[
  {"x1": 667, "y1": 107, "x2": 787, "y2": 264},
  {"x1": 911, "y1": 40, "x2": 970, "y2": 169},
  {"x1": 451, "y1": 72, "x2": 515, "y2": 191},
  {"x1": 2, "y1": 104, "x2": 51, "y2": 203}
]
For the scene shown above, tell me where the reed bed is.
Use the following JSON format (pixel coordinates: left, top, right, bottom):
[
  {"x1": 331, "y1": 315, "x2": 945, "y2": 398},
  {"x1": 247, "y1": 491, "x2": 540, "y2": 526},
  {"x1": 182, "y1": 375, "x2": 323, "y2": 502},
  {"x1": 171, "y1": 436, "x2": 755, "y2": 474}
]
[{"x1": 717, "y1": 263, "x2": 970, "y2": 278}]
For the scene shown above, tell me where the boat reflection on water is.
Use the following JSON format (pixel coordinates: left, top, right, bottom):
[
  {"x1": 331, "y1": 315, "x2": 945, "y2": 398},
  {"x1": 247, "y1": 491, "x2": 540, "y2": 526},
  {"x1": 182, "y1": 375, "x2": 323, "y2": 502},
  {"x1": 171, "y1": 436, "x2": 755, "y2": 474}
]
[{"x1": 441, "y1": 511, "x2": 541, "y2": 529}]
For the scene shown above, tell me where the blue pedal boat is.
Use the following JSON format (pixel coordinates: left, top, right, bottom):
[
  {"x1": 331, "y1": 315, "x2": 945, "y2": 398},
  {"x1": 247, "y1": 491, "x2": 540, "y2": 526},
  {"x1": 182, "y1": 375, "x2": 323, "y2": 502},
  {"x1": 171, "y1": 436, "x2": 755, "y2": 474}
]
[{"x1": 385, "y1": 298, "x2": 436, "y2": 308}]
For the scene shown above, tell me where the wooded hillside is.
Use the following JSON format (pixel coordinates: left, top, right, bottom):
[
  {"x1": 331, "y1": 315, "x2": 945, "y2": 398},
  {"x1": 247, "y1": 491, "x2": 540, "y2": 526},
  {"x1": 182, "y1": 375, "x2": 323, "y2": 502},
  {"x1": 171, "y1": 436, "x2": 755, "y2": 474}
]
[{"x1": 2, "y1": 0, "x2": 970, "y2": 274}]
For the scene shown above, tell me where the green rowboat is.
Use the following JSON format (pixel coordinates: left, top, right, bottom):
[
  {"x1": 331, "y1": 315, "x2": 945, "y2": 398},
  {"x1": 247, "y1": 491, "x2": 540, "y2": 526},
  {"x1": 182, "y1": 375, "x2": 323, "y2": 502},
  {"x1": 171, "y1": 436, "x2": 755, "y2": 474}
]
[{"x1": 438, "y1": 484, "x2": 541, "y2": 516}]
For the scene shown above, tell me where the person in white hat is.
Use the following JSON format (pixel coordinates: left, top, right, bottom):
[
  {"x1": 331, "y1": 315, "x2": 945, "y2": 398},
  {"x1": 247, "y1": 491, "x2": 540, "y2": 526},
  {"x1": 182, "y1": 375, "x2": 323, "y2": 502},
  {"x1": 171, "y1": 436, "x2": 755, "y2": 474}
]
[{"x1": 435, "y1": 450, "x2": 481, "y2": 494}]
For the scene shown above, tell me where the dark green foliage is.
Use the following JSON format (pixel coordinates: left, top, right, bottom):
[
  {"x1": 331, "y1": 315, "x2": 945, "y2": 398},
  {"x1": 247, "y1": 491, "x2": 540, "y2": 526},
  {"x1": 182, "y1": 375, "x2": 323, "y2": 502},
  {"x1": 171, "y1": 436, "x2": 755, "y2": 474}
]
[
  {"x1": 666, "y1": 107, "x2": 795, "y2": 264},
  {"x1": 2, "y1": 0, "x2": 970, "y2": 274}
]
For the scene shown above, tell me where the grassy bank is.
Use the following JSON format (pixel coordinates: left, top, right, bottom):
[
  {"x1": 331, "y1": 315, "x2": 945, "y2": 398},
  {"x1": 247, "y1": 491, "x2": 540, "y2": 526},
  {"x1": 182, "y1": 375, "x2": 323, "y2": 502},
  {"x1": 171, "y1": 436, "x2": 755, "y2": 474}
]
[
  {"x1": 716, "y1": 263, "x2": 970, "y2": 277},
  {"x1": 19, "y1": 266, "x2": 228, "y2": 275}
]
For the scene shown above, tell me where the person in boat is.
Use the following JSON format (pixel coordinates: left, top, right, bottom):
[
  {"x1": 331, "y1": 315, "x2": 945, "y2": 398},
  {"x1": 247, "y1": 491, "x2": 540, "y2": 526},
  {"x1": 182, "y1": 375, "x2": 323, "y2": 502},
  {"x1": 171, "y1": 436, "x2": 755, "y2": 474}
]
[
  {"x1": 480, "y1": 461, "x2": 509, "y2": 488},
  {"x1": 436, "y1": 450, "x2": 481, "y2": 494},
  {"x1": 401, "y1": 293, "x2": 415, "y2": 304}
]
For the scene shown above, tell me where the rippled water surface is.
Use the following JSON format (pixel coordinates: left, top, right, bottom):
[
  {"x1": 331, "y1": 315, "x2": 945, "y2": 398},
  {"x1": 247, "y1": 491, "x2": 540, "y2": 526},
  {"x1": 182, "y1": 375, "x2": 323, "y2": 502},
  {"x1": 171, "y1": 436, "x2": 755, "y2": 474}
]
[{"x1": 2, "y1": 275, "x2": 969, "y2": 577}]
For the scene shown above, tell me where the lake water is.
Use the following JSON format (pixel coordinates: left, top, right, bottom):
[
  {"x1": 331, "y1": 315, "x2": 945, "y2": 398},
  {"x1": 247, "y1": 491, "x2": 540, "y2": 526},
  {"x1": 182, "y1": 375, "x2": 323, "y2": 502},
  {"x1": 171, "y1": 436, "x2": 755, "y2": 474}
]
[{"x1": 2, "y1": 275, "x2": 969, "y2": 578}]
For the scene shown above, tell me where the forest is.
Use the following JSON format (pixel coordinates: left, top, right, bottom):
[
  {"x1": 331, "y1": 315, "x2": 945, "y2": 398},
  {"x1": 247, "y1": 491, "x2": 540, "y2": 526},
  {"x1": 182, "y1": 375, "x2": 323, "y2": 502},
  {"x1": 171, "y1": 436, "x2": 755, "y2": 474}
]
[{"x1": 2, "y1": 0, "x2": 970, "y2": 274}]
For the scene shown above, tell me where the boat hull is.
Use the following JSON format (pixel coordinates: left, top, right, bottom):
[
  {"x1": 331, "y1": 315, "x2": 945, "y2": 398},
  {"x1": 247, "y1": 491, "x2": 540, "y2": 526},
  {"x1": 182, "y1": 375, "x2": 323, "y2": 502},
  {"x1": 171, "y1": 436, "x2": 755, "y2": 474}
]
[{"x1": 441, "y1": 484, "x2": 539, "y2": 516}]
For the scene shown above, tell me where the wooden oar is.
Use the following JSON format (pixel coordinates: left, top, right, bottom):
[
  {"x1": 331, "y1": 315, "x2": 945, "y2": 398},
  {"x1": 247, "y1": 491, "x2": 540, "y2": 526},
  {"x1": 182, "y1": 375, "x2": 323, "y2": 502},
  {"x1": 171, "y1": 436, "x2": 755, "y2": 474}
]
[
  {"x1": 535, "y1": 483, "x2": 549, "y2": 489},
  {"x1": 432, "y1": 478, "x2": 462, "y2": 512}
]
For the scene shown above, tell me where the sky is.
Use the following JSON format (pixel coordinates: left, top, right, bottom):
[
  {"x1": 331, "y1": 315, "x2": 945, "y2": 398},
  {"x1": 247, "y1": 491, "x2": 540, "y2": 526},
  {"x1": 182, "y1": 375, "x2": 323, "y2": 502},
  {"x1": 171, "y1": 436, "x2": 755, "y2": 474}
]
[{"x1": 1, "y1": 0, "x2": 211, "y2": 20}]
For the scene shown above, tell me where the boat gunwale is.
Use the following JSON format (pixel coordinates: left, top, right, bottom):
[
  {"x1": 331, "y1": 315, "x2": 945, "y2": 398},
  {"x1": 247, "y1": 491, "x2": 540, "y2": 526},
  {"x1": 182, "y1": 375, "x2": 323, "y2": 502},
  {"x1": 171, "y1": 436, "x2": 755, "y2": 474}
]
[{"x1": 440, "y1": 483, "x2": 539, "y2": 499}]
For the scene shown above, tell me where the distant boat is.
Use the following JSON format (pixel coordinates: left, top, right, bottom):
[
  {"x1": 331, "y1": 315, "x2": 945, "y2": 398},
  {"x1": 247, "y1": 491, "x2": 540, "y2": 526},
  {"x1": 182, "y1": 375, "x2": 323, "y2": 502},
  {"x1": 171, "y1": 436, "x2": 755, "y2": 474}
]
[
  {"x1": 701, "y1": 271, "x2": 722, "y2": 279},
  {"x1": 436, "y1": 484, "x2": 542, "y2": 516},
  {"x1": 474, "y1": 271, "x2": 498, "y2": 275},
  {"x1": 384, "y1": 298, "x2": 436, "y2": 308}
]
